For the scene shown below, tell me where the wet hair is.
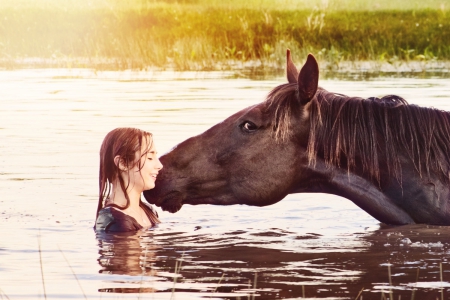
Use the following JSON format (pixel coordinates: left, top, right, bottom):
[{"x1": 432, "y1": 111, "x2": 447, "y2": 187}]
[{"x1": 96, "y1": 127, "x2": 153, "y2": 219}]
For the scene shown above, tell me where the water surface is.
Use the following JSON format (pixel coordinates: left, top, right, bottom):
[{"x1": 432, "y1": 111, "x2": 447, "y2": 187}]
[{"x1": 1, "y1": 69, "x2": 450, "y2": 299}]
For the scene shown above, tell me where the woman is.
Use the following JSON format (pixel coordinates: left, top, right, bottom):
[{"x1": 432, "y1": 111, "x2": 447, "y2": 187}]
[{"x1": 95, "y1": 127, "x2": 163, "y2": 232}]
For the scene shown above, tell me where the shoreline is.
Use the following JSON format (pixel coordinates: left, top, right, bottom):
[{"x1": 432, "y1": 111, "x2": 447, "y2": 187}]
[{"x1": 2, "y1": 57, "x2": 449, "y2": 79}]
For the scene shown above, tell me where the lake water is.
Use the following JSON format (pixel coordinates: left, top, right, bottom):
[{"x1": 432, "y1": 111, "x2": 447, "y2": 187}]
[{"x1": 1, "y1": 69, "x2": 450, "y2": 300}]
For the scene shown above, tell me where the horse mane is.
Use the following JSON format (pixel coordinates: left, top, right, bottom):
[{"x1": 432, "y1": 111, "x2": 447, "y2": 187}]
[{"x1": 265, "y1": 83, "x2": 450, "y2": 184}]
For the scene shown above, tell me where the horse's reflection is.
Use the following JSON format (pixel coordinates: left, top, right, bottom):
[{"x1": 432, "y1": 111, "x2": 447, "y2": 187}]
[{"x1": 96, "y1": 225, "x2": 450, "y2": 299}]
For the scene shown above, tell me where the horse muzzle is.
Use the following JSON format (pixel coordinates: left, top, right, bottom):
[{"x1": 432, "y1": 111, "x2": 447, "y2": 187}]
[{"x1": 157, "y1": 190, "x2": 184, "y2": 213}]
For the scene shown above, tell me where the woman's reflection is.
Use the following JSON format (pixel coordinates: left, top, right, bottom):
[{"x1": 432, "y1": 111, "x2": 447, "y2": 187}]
[{"x1": 96, "y1": 230, "x2": 158, "y2": 293}]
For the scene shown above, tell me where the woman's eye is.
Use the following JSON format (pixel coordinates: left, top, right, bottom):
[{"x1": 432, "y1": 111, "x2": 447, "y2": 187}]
[{"x1": 241, "y1": 121, "x2": 258, "y2": 132}]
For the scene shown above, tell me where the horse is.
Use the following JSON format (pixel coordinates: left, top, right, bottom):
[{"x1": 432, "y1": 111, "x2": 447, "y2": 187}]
[{"x1": 144, "y1": 50, "x2": 450, "y2": 225}]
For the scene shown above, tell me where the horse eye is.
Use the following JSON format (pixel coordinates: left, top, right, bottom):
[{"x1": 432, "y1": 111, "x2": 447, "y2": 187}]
[{"x1": 241, "y1": 121, "x2": 258, "y2": 132}]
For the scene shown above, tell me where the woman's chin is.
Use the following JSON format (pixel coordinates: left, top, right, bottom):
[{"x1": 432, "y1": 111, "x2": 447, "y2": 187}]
[{"x1": 144, "y1": 182, "x2": 156, "y2": 191}]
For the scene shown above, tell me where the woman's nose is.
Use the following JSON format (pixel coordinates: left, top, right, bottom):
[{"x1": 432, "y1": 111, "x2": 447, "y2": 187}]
[{"x1": 157, "y1": 158, "x2": 163, "y2": 170}]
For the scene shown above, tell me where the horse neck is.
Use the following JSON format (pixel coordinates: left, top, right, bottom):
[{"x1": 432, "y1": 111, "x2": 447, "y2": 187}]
[{"x1": 297, "y1": 158, "x2": 415, "y2": 225}]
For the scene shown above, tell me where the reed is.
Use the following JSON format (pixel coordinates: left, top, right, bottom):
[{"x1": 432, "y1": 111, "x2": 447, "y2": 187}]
[
  {"x1": 37, "y1": 231, "x2": 47, "y2": 300},
  {"x1": 0, "y1": 0, "x2": 449, "y2": 71},
  {"x1": 388, "y1": 264, "x2": 394, "y2": 300},
  {"x1": 58, "y1": 246, "x2": 87, "y2": 300},
  {"x1": 211, "y1": 272, "x2": 225, "y2": 296},
  {"x1": 170, "y1": 251, "x2": 184, "y2": 299},
  {"x1": 0, "y1": 288, "x2": 11, "y2": 300},
  {"x1": 411, "y1": 267, "x2": 420, "y2": 300},
  {"x1": 355, "y1": 287, "x2": 364, "y2": 300},
  {"x1": 440, "y1": 263, "x2": 444, "y2": 300},
  {"x1": 251, "y1": 272, "x2": 257, "y2": 300}
]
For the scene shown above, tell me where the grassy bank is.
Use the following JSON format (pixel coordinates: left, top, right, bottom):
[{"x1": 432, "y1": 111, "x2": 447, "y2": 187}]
[{"x1": 0, "y1": 0, "x2": 449, "y2": 73}]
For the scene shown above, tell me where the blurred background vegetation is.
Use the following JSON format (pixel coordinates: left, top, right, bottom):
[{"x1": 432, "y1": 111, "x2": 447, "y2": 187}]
[{"x1": 0, "y1": 0, "x2": 449, "y2": 72}]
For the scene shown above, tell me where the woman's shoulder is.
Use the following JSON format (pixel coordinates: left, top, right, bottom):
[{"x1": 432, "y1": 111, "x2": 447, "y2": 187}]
[
  {"x1": 95, "y1": 207, "x2": 115, "y2": 230},
  {"x1": 95, "y1": 207, "x2": 142, "y2": 232}
]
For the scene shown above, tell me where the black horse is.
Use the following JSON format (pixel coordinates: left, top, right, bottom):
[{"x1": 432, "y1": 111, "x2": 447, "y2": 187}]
[{"x1": 144, "y1": 50, "x2": 450, "y2": 225}]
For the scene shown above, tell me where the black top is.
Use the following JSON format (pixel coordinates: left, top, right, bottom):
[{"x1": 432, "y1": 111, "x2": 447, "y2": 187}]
[{"x1": 95, "y1": 202, "x2": 160, "y2": 232}]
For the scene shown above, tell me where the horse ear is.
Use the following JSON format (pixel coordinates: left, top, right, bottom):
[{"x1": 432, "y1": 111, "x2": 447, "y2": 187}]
[
  {"x1": 297, "y1": 54, "x2": 319, "y2": 105},
  {"x1": 286, "y1": 49, "x2": 299, "y2": 84}
]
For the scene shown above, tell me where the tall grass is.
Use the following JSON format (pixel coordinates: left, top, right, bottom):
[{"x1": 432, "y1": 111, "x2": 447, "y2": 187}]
[{"x1": 0, "y1": 0, "x2": 449, "y2": 71}]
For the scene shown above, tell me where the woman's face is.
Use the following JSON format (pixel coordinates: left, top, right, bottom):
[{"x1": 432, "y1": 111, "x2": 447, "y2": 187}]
[{"x1": 128, "y1": 138, "x2": 163, "y2": 192}]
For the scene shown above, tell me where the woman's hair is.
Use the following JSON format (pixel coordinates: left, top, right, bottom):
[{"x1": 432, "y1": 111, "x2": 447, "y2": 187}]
[{"x1": 96, "y1": 127, "x2": 153, "y2": 219}]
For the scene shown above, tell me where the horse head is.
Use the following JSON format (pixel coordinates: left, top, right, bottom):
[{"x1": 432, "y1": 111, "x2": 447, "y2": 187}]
[{"x1": 144, "y1": 50, "x2": 319, "y2": 213}]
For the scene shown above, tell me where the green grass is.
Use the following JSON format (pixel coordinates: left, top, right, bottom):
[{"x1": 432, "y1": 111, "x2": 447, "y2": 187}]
[{"x1": 0, "y1": 0, "x2": 449, "y2": 71}]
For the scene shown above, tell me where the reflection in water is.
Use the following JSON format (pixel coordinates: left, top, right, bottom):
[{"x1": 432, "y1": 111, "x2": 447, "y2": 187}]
[
  {"x1": 97, "y1": 231, "x2": 159, "y2": 293},
  {"x1": 97, "y1": 231, "x2": 156, "y2": 276},
  {"x1": 97, "y1": 224, "x2": 450, "y2": 299}
]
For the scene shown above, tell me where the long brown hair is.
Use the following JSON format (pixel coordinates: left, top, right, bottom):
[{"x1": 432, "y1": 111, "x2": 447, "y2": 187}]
[{"x1": 96, "y1": 127, "x2": 153, "y2": 219}]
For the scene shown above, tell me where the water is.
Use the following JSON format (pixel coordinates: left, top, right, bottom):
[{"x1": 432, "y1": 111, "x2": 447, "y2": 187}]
[{"x1": 1, "y1": 69, "x2": 450, "y2": 299}]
